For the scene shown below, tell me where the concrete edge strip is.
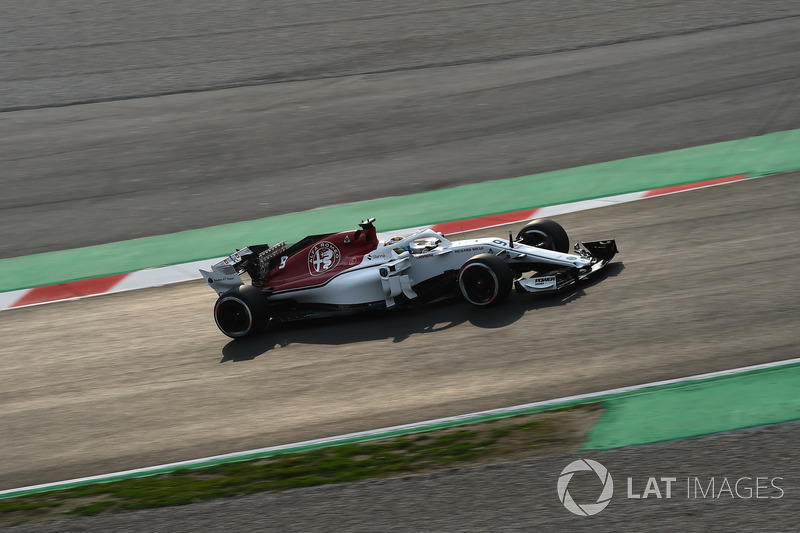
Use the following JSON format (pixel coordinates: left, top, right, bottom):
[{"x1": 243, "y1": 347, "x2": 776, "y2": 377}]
[
  {"x1": 0, "y1": 174, "x2": 753, "y2": 311},
  {"x1": 2, "y1": 354, "x2": 798, "y2": 500}
]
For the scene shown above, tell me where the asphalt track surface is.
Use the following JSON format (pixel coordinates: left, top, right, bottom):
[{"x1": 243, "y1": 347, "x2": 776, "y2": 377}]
[
  {"x1": 1, "y1": 172, "x2": 798, "y2": 492},
  {"x1": 2, "y1": 0, "x2": 800, "y2": 527},
  {"x1": 2, "y1": 1, "x2": 800, "y2": 258}
]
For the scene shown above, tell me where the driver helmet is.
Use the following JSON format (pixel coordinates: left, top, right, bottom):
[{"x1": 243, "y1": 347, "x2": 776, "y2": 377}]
[{"x1": 384, "y1": 236, "x2": 409, "y2": 253}]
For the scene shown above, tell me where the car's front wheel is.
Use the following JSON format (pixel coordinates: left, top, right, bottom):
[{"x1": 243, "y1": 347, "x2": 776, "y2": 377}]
[
  {"x1": 213, "y1": 285, "x2": 268, "y2": 338},
  {"x1": 458, "y1": 253, "x2": 513, "y2": 307},
  {"x1": 516, "y1": 218, "x2": 570, "y2": 252}
]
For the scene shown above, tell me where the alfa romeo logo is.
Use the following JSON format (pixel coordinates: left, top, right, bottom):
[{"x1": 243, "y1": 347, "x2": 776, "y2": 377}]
[
  {"x1": 308, "y1": 241, "x2": 341, "y2": 276},
  {"x1": 557, "y1": 459, "x2": 614, "y2": 516}
]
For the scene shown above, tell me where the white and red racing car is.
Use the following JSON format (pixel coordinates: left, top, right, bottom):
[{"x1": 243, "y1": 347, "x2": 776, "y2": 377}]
[{"x1": 201, "y1": 218, "x2": 618, "y2": 338}]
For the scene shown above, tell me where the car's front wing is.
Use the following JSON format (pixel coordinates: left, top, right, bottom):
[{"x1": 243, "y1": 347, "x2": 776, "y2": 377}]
[{"x1": 515, "y1": 239, "x2": 618, "y2": 294}]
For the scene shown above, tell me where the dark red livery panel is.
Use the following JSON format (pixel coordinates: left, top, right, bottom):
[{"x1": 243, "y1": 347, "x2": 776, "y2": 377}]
[{"x1": 266, "y1": 227, "x2": 379, "y2": 291}]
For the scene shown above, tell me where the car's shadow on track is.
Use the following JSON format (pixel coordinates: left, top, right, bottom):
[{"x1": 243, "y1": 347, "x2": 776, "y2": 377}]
[{"x1": 220, "y1": 262, "x2": 624, "y2": 362}]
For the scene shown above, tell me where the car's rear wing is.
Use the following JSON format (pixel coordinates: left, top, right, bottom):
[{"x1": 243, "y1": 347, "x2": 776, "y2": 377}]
[{"x1": 200, "y1": 242, "x2": 286, "y2": 295}]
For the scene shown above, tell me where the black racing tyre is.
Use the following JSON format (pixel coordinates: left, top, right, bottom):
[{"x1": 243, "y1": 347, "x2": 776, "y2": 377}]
[
  {"x1": 516, "y1": 218, "x2": 570, "y2": 252},
  {"x1": 213, "y1": 285, "x2": 269, "y2": 338},
  {"x1": 458, "y1": 253, "x2": 513, "y2": 307}
]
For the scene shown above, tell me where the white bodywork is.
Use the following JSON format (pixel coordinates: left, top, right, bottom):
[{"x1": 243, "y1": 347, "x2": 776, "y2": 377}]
[{"x1": 203, "y1": 228, "x2": 598, "y2": 309}]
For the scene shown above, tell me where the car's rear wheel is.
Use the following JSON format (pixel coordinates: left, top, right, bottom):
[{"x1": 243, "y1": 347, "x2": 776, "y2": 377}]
[
  {"x1": 213, "y1": 285, "x2": 268, "y2": 338},
  {"x1": 458, "y1": 253, "x2": 513, "y2": 307},
  {"x1": 516, "y1": 219, "x2": 570, "y2": 252}
]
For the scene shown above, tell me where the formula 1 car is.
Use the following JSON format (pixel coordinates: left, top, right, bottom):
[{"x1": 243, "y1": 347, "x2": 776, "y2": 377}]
[{"x1": 201, "y1": 218, "x2": 618, "y2": 338}]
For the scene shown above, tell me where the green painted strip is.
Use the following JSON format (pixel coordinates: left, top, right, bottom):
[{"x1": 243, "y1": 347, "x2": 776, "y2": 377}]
[
  {"x1": 582, "y1": 363, "x2": 800, "y2": 451},
  {"x1": 2, "y1": 129, "x2": 799, "y2": 293}
]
